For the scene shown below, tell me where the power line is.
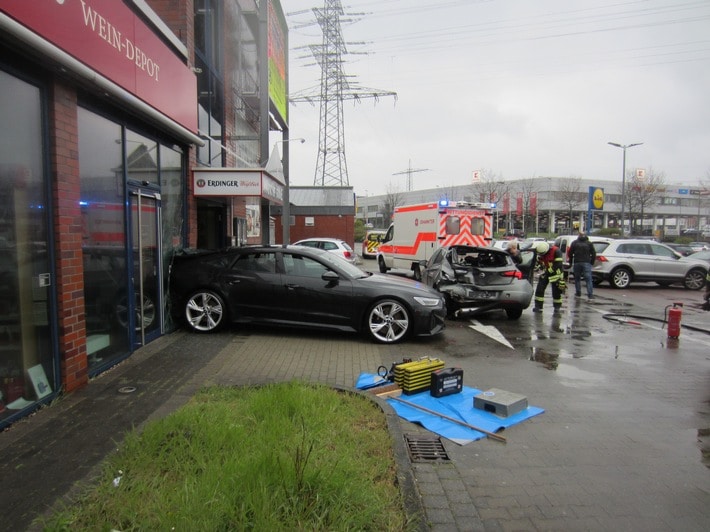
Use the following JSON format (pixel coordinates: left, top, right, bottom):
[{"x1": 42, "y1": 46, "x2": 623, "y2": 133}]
[{"x1": 289, "y1": 0, "x2": 397, "y2": 187}]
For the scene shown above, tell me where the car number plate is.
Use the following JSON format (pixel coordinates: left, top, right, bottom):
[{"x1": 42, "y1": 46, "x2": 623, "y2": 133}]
[{"x1": 468, "y1": 290, "x2": 496, "y2": 299}]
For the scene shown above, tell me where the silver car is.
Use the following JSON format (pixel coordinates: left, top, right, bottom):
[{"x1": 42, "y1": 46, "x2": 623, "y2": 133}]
[
  {"x1": 592, "y1": 239, "x2": 708, "y2": 289},
  {"x1": 292, "y1": 237, "x2": 357, "y2": 264},
  {"x1": 420, "y1": 244, "x2": 536, "y2": 320}
]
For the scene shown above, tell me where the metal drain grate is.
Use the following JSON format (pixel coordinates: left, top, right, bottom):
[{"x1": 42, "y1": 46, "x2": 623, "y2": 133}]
[{"x1": 405, "y1": 434, "x2": 451, "y2": 462}]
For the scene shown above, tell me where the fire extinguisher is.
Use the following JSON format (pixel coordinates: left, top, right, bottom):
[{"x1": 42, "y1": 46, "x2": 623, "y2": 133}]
[{"x1": 665, "y1": 302, "x2": 683, "y2": 339}]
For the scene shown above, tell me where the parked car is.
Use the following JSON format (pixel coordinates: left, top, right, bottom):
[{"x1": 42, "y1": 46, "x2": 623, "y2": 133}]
[
  {"x1": 522, "y1": 237, "x2": 547, "y2": 246},
  {"x1": 666, "y1": 243, "x2": 695, "y2": 256},
  {"x1": 592, "y1": 239, "x2": 708, "y2": 289},
  {"x1": 688, "y1": 250, "x2": 710, "y2": 263},
  {"x1": 419, "y1": 244, "x2": 536, "y2": 320},
  {"x1": 293, "y1": 237, "x2": 357, "y2": 263},
  {"x1": 553, "y1": 235, "x2": 613, "y2": 274},
  {"x1": 503, "y1": 229, "x2": 525, "y2": 239},
  {"x1": 169, "y1": 245, "x2": 446, "y2": 343},
  {"x1": 490, "y1": 239, "x2": 512, "y2": 250},
  {"x1": 688, "y1": 242, "x2": 709, "y2": 252}
]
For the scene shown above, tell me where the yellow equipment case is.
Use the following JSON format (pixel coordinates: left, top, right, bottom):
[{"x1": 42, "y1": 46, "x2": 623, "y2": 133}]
[{"x1": 394, "y1": 357, "x2": 445, "y2": 395}]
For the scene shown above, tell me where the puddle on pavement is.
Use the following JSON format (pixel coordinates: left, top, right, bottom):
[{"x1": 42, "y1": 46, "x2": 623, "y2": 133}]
[
  {"x1": 529, "y1": 347, "x2": 558, "y2": 370},
  {"x1": 529, "y1": 347, "x2": 610, "y2": 386},
  {"x1": 700, "y1": 427, "x2": 710, "y2": 469}
]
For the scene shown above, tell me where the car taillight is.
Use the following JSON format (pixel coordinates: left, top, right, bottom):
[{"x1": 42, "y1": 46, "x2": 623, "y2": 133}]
[
  {"x1": 502, "y1": 270, "x2": 523, "y2": 279},
  {"x1": 343, "y1": 251, "x2": 352, "y2": 259},
  {"x1": 597, "y1": 255, "x2": 608, "y2": 262}
]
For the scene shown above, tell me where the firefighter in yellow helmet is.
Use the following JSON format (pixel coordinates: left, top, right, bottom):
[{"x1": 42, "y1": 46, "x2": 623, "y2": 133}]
[{"x1": 533, "y1": 241, "x2": 566, "y2": 313}]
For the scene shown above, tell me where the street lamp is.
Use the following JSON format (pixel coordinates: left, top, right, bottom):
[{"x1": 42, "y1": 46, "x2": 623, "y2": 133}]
[
  {"x1": 272, "y1": 137, "x2": 305, "y2": 245},
  {"x1": 608, "y1": 141, "x2": 643, "y2": 235}
]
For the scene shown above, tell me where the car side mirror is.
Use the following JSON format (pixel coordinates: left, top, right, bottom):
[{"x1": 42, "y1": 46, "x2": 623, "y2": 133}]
[{"x1": 322, "y1": 270, "x2": 340, "y2": 284}]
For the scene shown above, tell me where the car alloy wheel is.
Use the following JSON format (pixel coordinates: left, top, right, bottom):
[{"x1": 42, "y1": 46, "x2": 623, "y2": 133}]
[
  {"x1": 366, "y1": 299, "x2": 410, "y2": 343},
  {"x1": 185, "y1": 290, "x2": 226, "y2": 332},
  {"x1": 683, "y1": 268, "x2": 706, "y2": 290},
  {"x1": 610, "y1": 267, "x2": 632, "y2": 289}
]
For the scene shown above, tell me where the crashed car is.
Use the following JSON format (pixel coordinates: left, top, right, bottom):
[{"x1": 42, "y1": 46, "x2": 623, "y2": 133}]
[{"x1": 420, "y1": 244, "x2": 536, "y2": 320}]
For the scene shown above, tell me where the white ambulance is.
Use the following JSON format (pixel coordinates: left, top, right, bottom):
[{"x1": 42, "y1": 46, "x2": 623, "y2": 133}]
[{"x1": 377, "y1": 200, "x2": 494, "y2": 280}]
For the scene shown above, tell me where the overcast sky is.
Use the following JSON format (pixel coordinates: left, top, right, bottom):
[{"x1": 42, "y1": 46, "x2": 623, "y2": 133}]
[{"x1": 282, "y1": 0, "x2": 710, "y2": 196}]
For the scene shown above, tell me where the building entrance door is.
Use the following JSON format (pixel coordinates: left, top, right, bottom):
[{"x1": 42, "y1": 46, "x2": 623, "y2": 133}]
[{"x1": 128, "y1": 188, "x2": 162, "y2": 347}]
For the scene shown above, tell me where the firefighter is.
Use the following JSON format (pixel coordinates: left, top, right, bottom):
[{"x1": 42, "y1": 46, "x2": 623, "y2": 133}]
[
  {"x1": 703, "y1": 270, "x2": 710, "y2": 311},
  {"x1": 533, "y1": 241, "x2": 566, "y2": 313}
]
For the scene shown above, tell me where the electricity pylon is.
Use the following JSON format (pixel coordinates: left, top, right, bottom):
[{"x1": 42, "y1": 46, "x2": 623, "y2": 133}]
[
  {"x1": 289, "y1": 0, "x2": 396, "y2": 187},
  {"x1": 393, "y1": 160, "x2": 431, "y2": 192}
]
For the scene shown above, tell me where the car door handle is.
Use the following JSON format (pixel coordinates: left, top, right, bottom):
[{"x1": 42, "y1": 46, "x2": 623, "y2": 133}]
[
  {"x1": 227, "y1": 280, "x2": 241, "y2": 285},
  {"x1": 285, "y1": 283, "x2": 302, "y2": 290}
]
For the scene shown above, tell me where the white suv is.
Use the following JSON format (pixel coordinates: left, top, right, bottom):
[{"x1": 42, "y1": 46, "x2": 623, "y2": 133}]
[
  {"x1": 592, "y1": 239, "x2": 707, "y2": 289},
  {"x1": 553, "y1": 235, "x2": 613, "y2": 274}
]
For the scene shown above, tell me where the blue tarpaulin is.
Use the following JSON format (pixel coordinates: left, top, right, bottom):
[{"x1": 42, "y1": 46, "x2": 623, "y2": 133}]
[{"x1": 356, "y1": 373, "x2": 544, "y2": 445}]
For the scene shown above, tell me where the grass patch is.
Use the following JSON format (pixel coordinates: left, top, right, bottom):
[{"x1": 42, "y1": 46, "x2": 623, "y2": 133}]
[{"x1": 42, "y1": 382, "x2": 411, "y2": 531}]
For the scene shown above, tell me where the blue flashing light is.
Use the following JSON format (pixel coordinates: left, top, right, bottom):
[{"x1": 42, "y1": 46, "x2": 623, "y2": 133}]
[{"x1": 438, "y1": 199, "x2": 449, "y2": 208}]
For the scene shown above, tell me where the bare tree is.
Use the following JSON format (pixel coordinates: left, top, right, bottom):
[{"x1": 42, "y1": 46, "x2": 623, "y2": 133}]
[
  {"x1": 625, "y1": 168, "x2": 665, "y2": 234},
  {"x1": 380, "y1": 184, "x2": 404, "y2": 228},
  {"x1": 516, "y1": 177, "x2": 540, "y2": 233},
  {"x1": 555, "y1": 176, "x2": 585, "y2": 231},
  {"x1": 469, "y1": 170, "x2": 512, "y2": 234},
  {"x1": 469, "y1": 169, "x2": 507, "y2": 205}
]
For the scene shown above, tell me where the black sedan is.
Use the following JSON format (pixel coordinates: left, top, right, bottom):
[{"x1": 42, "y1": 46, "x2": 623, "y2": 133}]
[
  {"x1": 169, "y1": 245, "x2": 446, "y2": 343},
  {"x1": 420, "y1": 244, "x2": 536, "y2": 320}
]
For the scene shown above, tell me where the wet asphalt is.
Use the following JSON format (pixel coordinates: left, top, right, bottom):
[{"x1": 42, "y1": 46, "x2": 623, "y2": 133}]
[{"x1": 1, "y1": 275, "x2": 709, "y2": 531}]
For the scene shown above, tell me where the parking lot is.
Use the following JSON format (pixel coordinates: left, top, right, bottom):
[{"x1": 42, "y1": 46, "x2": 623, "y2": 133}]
[{"x1": 360, "y1": 256, "x2": 710, "y2": 529}]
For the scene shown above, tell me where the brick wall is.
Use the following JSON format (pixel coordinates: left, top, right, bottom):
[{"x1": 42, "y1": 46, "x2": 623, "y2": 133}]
[
  {"x1": 146, "y1": 0, "x2": 194, "y2": 51},
  {"x1": 273, "y1": 214, "x2": 355, "y2": 248},
  {"x1": 49, "y1": 80, "x2": 88, "y2": 392}
]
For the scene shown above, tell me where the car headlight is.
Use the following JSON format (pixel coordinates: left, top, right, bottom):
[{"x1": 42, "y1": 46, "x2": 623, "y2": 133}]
[{"x1": 413, "y1": 296, "x2": 443, "y2": 307}]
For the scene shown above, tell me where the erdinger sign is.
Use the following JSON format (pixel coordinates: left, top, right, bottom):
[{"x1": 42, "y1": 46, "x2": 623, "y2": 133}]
[
  {"x1": 2, "y1": 0, "x2": 197, "y2": 132},
  {"x1": 193, "y1": 169, "x2": 284, "y2": 204}
]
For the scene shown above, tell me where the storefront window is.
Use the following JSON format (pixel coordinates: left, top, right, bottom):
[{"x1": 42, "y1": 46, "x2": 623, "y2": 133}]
[
  {"x1": 125, "y1": 130, "x2": 158, "y2": 185},
  {"x1": 0, "y1": 70, "x2": 55, "y2": 421},
  {"x1": 160, "y1": 145, "x2": 184, "y2": 331},
  {"x1": 78, "y1": 108, "x2": 130, "y2": 370}
]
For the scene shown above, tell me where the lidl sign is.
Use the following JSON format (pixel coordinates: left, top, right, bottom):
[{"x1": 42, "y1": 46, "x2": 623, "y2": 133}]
[{"x1": 588, "y1": 186, "x2": 604, "y2": 211}]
